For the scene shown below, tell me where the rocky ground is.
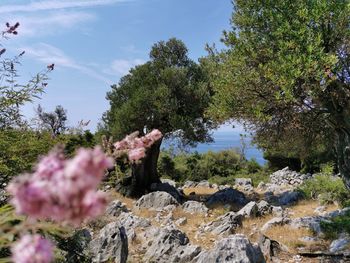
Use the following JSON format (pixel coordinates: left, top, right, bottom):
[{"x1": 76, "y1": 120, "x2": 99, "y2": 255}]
[{"x1": 82, "y1": 168, "x2": 350, "y2": 262}]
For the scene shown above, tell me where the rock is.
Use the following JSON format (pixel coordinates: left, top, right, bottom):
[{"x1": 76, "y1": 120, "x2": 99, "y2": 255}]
[
  {"x1": 314, "y1": 206, "x2": 327, "y2": 215},
  {"x1": 197, "y1": 180, "x2": 211, "y2": 188},
  {"x1": 175, "y1": 217, "x2": 187, "y2": 226},
  {"x1": 277, "y1": 191, "x2": 302, "y2": 206},
  {"x1": 257, "y1": 181, "x2": 266, "y2": 190},
  {"x1": 182, "y1": 201, "x2": 209, "y2": 214},
  {"x1": 194, "y1": 234, "x2": 265, "y2": 263},
  {"x1": 258, "y1": 234, "x2": 289, "y2": 262},
  {"x1": 211, "y1": 183, "x2": 219, "y2": 190},
  {"x1": 106, "y1": 200, "x2": 129, "y2": 217},
  {"x1": 261, "y1": 217, "x2": 291, "y2": 232},
  {"x1": 200, "y1": 212, "x2": 242, "y2": 236},
  {"x1": 329, "y1": 234, "x2": 350, "y2": 253},
  {"x1": 134, "y1": 191, "x2": 179, "y2": 210},
  {"x1": 205, "y1": 188, "x2": 247, "y2": 210},
  {"x1": 326, "y1": 207, "x2": 350, "y2": 218},
  {"x1": 89, "y1": 222, "x2": 128, "y2": 263},
  {"x1": 161, "y1": 178, "x2": 177, "y2": 187},
  {"x1": 269, "y1": 167, "x2": 311, "y2": 187},
  {"x1": 61, "y1": 229, "x2": 92, "y2": 262},
  {"x1": 298, "y1": 236, "x2": 319, "y2": 243},
  {"x1": 0, "y1": 189, "x2": 8, "y2": 205},
  {"x1": 118, "y1": 212, "x2": 151, "y2": 241},
  {"x1": 271, "y1": 206, "x2": 285, "y2": 217},
  {"x1": 237, "y1": 201, "x2": 259, "y2": 218},
  {"x1": 235, "y1": 178, "x2": 253, "y2": 187},
  {"x1": 150, "y1": 183, "x2": 183, "y2": 202},
  {"x1": 143, "y1": 226, "x2": 201, "y2": 263},
  {"x1": 183, "y1": 181, "x2": 197, "y2": 188},
  {"x1": 155, "y1": 204, "x2": 177, "y2": 213},
  {"x1": 289, "y1": 216, "x2": 327, "y2": 236},
  {"x1": 257, "y1": 200, "x2": 272, "y2": 216},
  {"x1": 218, "y1": 184, "x2": 231, "y2": 190}
]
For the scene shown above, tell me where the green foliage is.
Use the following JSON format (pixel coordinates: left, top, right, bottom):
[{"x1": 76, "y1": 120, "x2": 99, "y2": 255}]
[
  {"x1": 246, "y1": 158, "x2": 261, "y2": 174},
  {"x1": 0, "y1": 204, "x2": 72, "y2": 263},
  {"x1": 102, "y1": 38, "x2": 215, "y2": 146},
  {"x1": 0, "y1": 129, "x2": 60, "y2": 184},
  {"x1": 298, "y1": 174, "x2": 350, "y2": 206},
  {"x1": 64, "y1": 130, "x2": 96, "y2": 157},
  {"x1": 204, "y1": 0, "x2": 350, "y2": 187},
  {"x1": 0, "y1": 27, "x2": 50, "y2": 129},
  {"x1": 321, "y1": 210, "x2": 350, "y2": 240},
  {"x1": 0, "y1": 129, "x2": 96, "y2": 184},
  {"x1": 158, "y1": 148, "x2": 267, "y2": 185}
]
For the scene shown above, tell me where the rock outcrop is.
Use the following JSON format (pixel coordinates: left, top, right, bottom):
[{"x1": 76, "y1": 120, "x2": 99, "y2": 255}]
[
  {"x1": 143, "y1": 226, "x2": 201, "y2": 263},
  {"x1": 200, "y1": 212, "x2": 242, "y2": 236},
  {"x1": 205, "y1": 188, "x2": 247, "y2": 210},
  {"x1": 89, "y1": 222, "x2": 128, "y2": 263},
  {"x1": 270, "y1": 167, "x2": 311, "y2": 186},
  {"x1": 194, "y1": 234, "x2": 265, "y2": 263},
  {"x1": 134, "y1": 191, "x2": 179, "y2": 210},
  {"x1": 182, "y1": 201, "x2": 209, "y2": 214}
]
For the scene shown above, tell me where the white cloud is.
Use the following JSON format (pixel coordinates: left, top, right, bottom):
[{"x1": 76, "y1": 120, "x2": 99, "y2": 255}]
[
  {"x1": 0, "y1": 0, "x2": 131, "y2": 14},
  {"x1": 106, "y1": 58, "x2": 145, "y2": 76},
  {"x1": 1, "y1": 11, "x2": 96, "y2": 37},
  {"x1": 22, "y1": 43, "x2": 113, "y2": 84}
]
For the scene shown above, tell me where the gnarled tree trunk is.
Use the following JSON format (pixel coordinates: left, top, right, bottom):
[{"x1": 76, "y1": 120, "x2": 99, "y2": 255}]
[
  {"x1": 116, "y1": 139, "x2": 162, "y2": 197},
  {"x1": 334, "y1": 123, "x2": 350, "y2": 190}
]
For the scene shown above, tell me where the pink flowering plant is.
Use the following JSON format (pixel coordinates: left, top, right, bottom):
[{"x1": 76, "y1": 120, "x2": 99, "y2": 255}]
[
  {"x1": 103, "y1": 129, "x2": 162, "y2": 163},
  {"x1": 1, "y1": 146, "x2": 113, "y2": 263},
  {"x1": 0, "y1": 129, "x2": 162, "y2": 263}
]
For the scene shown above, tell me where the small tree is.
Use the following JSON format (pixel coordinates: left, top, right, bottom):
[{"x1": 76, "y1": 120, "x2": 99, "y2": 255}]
[
  {"x1": 35, "y1": 104, "x2": 68, "y2": 136},
  {"x1": 102, "y1": 38, "x2": 214, "y2": 196},
  {"x1": 0, "y1": 22, "x2": 52, "y2": 129}
]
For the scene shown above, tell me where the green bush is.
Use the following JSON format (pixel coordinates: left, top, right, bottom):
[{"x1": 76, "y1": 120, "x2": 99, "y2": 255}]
[
  {"x1": 298, "y1": 174, "x2": 350, "y2": 207},
  {"x1": 246, "y1": 158, "x2": 261, "y2": 174},
  {"x1": 157, "y1": 148, "x2": 267, "y2": 184},
  {"x1": 0, "y1": 129, "x2": 97, "y2": 184},
  {"x1": 320, "y1": 210, "x2": 350, "y2": 239},
  {"x1": 0, "y1": 129, "x2": 61, "y2": 184}
]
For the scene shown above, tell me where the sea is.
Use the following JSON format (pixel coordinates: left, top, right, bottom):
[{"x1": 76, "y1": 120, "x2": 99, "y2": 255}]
[{"x1": 163, "y1": 128, "x2": 266, "y2": 165}]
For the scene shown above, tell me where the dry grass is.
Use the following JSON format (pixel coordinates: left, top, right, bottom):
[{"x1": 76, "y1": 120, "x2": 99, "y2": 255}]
[
  {"x1": 108, "y1": 190, "x2": 135, "y2": 209},
  {"x1": 183, "y1": 186, "x2": 218, "y2": 196},
  {"x1": 287, "y1": 200, "x2": 338, "y2": 219},
  {"x1": 104, "y1": 188, "x2": 340, "y2": 262},
  {"x1": 172, "y1": 207, "x2": 219, "y2": 249},
  {"x1": 236, "y1": 214, "x2": 275, "y2": 243},
  {"x1": 265, "y1": 225, "x2": 330, "y2": 254},
  {"x1": 133, "y1": 208, "x2": 158, "y2": 220}
]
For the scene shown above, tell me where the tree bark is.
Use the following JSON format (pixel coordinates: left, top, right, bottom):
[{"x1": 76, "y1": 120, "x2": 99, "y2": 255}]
[
  {"x1": 116, "y1": 139, "x2": 162, "y2": 197},
  {"x1": 334, "y1": 124, "x2": 350, "y2": 190}
]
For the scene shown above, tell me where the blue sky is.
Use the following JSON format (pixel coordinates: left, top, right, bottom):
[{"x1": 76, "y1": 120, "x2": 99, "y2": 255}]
[{"x1": 1, "y1": 0, "x2": 233, "y2": 131}]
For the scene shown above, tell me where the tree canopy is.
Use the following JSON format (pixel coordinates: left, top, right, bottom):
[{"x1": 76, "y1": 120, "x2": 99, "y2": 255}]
[
  {"x1": 102, "y1": 38, "x2": 214, "y2": 146},
  {"x1": 205, "y1": 1, "x2": 350, "y2": 186}
]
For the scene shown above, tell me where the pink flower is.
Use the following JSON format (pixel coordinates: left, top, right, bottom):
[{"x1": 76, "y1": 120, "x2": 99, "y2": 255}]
[
  {"x1": 7, "y1": 147, "x2": 114, "y2": 225},
  {"x1": 114, "y1": 140, "x2": 129, "y2": 150},
  {"x1": 113, "y1": 129, "x2": 163, "y2": 162},
  {"x1": 146, "y1": 129, "x2": 163, "y2": 141},
  {"x1": 12, "y1": 234, "x2": 53, "y2": 263},
  {"x1": 128, "y1": 148, "x2": 146, "y2": 162}
]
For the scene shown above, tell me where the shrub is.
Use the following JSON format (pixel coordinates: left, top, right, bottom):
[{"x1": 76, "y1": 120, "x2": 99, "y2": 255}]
[
  {"x1": 298, "y1": 174, "x2": 350, "y2": 207},
  {"x1": 157, "y1": 148, "x2": 266, "y2": 184},
  {"x1": 0, "y1": 129, "x2": 61, "y2": 184},
  {"x1": 246, "y1": 158, "x2": 261, "y2": 174},
  {"x1": 320, "y1": 210, "x2": 350, "y2": 239}
]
